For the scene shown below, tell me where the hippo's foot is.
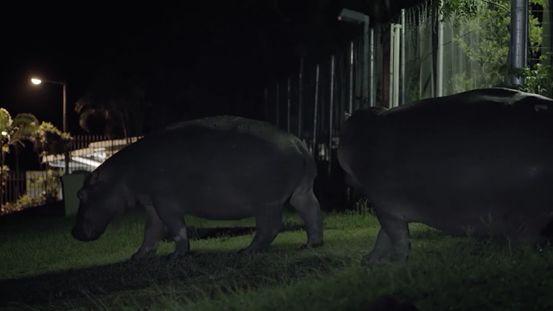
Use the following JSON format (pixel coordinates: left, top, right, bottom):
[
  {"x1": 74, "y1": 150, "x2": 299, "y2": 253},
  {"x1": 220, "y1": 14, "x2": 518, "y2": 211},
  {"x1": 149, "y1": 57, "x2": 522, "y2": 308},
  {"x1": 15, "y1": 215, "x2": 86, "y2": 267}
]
[
  {"x1": 362, "y1": 249, "x2": 408, "y2": 265},
  {"x1": 299, "y1": 240, "x2": 324, "y2": 250},
  {"x1": 237, "y1": 245, "x2": 269, "y2": 254},
  {"x1": 167, "y1": 238, "x2": 191, "y2": 260},
  {"x1": 363, "y1": 251, "x2": 392, "y2": 265},
  {"x1": 362, "y1": 226, "x2": 410, "y2": 265},
  {"x1": 167, "y1": 250, "x2": 191, "y2": 261},
  {"x1": 130, "y1": 248, "x2": 157, "y2": 261}
]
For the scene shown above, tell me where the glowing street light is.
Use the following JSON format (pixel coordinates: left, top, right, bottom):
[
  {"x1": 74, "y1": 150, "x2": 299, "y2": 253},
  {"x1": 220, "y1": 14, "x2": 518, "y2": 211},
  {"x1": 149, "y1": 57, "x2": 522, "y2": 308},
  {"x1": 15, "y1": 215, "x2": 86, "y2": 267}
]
[
  {"x1": 30, "y1": 78, "x2": 43, "y2": 85},
  {"x1": 29, "y1": 77, "x2": 67, "y2": 132},
  {"x1": 30, "y1": 76, "x2": 69, "y2": 173}
]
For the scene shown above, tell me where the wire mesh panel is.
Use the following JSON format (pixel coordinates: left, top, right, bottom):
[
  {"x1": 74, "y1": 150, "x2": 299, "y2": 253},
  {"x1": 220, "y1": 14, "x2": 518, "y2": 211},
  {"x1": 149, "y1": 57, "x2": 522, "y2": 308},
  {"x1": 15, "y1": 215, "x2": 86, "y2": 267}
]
[{"x1": 403, "y1": 5, "x2": 437, "y2": 102}]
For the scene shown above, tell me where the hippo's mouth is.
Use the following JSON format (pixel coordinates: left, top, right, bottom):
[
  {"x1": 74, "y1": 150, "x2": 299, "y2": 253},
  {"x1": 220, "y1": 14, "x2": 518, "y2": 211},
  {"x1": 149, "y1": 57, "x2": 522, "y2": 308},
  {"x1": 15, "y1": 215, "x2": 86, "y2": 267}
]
[{"x1": 71, "y1": 225, "x2": 102, "y2": 242}]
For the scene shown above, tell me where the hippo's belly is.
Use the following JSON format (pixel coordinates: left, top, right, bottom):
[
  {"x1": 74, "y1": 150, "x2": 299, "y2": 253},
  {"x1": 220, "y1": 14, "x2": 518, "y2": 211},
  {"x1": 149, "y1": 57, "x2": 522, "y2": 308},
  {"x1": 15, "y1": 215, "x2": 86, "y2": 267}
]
[
  {"x1": 128, "y1": 129, "x2": 304, "y2": 220},
  {"x1": 359, "y1": 113, "x2": 553, "y2": 238}
]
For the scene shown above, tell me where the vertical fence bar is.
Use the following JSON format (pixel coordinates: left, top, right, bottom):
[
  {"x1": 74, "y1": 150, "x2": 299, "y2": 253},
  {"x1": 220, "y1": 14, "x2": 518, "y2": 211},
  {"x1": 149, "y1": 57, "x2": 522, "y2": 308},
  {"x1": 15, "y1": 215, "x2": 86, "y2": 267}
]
[
  {"x1": 354, "y1": 39, "x2": 361, "y2": 112},
  {"x1": 275, "y1": 82, "x2": 280, "y2": 127},
  {"x1": 328, "y1": 55, "x2": 336, "y2": 172},
  {"x1": 298, "y1": 57, "x2": 304, "y2": 138},
  {"x1": 370, "y1": 28, "x2": 376, "y2": 107},
  {"x1": 437, "y1": 6, "x2": 444, "y2": 97},
  {"x1": 313, "y1": 64, "x2": 320, "y2": 154},
  {"x1": 348, "y1": 41, "x2": 354, "y2": 115},
  {"x1": 390, "y1": 24, "x2": 401, "y2": 107},
  {"x1": 390, "y1": 24, "x2": 395, "y2": 108},
  {"x1": 401, "y1": 9, "x2": 406, "y2": 105},
  {"x1": 287, "y1": 77, "x2": 291, "y2": 133},
  {"x1": 363, "y1": 18, "x2": 370, "y2": 108},
  {"x1": 263, "y1": 87, "x2": 269, "y2": 121}
]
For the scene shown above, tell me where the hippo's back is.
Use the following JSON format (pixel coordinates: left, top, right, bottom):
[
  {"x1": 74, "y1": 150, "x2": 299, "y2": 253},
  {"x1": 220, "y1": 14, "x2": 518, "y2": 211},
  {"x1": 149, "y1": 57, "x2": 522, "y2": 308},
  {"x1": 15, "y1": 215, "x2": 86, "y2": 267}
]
[
  {"x1": 99, "y1": 116, "x2": 313, "y2": 219},
  {"x1": 341, "y1": 88, "x2": 553, "y2": 238}
]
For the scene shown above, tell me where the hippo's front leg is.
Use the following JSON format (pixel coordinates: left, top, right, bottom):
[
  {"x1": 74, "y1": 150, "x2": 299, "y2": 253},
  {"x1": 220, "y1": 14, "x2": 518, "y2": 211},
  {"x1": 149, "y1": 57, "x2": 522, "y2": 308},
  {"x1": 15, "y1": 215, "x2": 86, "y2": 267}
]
[
  {"x1": 131, "y1": 203, "x2": 167, "y2": 260},
  {"x1": 364, "y1": 212, "x2": 410, "y2": 265},
  {"x1": 153, "y1": 198, "x2": 190, "y2": 259}
]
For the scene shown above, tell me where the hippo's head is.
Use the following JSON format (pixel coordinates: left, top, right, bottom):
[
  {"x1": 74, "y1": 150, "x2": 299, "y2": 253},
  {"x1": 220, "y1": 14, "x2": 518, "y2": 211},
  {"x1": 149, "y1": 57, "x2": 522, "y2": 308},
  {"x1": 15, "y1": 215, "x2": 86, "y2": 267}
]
[
  {"x1": 338, "y1": 108, "x2": 386, "y2": 186},
  {"x1": 72, "y1": 173, "x2": 124, "y2": 241},
  {"x1": 340, "y1": 108, "x2": 386, "y2": 146}
]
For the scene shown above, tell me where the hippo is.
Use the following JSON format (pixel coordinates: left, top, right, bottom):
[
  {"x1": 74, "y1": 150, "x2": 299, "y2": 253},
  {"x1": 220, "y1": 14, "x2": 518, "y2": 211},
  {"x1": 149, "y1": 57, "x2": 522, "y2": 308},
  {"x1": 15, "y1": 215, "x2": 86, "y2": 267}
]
[
  {"x1": 338, "y1": 88, "x2": 553, "y2": 263},
  {"x1": 72, "y1": 116, "x2": 323, "y2": 259}
]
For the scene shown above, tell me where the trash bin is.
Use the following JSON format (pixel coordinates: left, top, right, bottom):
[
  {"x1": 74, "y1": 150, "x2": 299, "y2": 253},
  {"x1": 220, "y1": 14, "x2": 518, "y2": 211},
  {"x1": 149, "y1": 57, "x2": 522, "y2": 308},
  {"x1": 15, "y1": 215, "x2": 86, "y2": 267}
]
[{"x1": 61, "y1": 171, "x2": 89, "y2": 216}]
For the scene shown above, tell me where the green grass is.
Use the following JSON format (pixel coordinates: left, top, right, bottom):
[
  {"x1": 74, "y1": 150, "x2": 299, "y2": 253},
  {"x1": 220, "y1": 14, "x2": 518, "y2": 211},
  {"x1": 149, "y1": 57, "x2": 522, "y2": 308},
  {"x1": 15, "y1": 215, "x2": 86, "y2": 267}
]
[{"x1": 1, "y1": 210, "x2": 553, "y2": 310}]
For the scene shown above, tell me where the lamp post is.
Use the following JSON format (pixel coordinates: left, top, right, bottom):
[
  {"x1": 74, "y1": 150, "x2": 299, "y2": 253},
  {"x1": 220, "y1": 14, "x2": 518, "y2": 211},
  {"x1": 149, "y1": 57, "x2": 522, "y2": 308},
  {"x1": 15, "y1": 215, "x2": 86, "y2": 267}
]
[
  {"x1": 509, "y1": 0, "x2": 529, "y2": 87},
  {"x1": 338, "y1": 8, "x2": 371, "y2": 108},
  {"x1": 30, "y1": 77, "x2": 70, "y2": 174}
]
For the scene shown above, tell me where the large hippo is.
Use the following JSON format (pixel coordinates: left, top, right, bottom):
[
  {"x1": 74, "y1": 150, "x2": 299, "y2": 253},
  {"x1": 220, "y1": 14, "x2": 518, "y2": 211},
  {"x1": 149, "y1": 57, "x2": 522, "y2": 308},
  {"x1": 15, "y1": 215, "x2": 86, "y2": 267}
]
[
  {"x1": 338, "y1": 88, "x2": 553, "y2": 263},
  {"x1": 72, "y1": 116, "x2": 323, "y2": 259}
]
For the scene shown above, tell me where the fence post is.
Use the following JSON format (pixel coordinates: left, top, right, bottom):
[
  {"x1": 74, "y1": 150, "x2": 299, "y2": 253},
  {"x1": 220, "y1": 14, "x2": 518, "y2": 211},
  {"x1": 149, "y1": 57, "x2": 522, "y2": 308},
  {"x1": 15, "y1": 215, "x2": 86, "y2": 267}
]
[
  {"x1": 264, "y1": 87, "x2": 269, "y2": 121},
  {"x1": 370, "y1": 28, "x2": 376, "y2": 107},
  {"x1": 401, "y1": 9, "x2": 406, "y2": 104},
  {"x1": 436, "y1": 6, "x2": 444, "y2": 97},
  {"x1": 298, "y1": 57, "x2": 304, "y2": 137},
  {"x1": 328, "y1": 55, "x2": 336, "y2": 172},
  {"x1": 348, "y1": 41, "x2": 354, "y2": 115},
  {"x1": 287, "y1": 77, "x2": 291, "y2": 133},
  {"x1": 313, "y1": 64, "x2": 320, "y2": 154},
  {"x1": 275, "y1": 82, "x2": 280, "y2": 128}
]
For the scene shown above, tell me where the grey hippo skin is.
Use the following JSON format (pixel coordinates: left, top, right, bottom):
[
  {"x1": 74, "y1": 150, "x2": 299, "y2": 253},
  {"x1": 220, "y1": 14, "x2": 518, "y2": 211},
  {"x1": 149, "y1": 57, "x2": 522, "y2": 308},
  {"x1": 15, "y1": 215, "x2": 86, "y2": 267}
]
[
  {"x1": 338, "y1": 88, "x2": 553, "y2": 264},
  {"x1": 72, "y1": 116, "x2": 323, "y2": 259}
]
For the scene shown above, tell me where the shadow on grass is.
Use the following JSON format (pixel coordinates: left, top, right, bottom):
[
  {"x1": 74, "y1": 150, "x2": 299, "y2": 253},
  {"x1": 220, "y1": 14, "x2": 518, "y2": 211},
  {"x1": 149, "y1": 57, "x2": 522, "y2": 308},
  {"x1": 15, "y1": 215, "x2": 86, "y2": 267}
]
[
  {"x1": 0, "y1": 250, "x2": 347, "y2": 308},
  {"x1": 187, "y1": 222, "x2": 304, "y2": 240},
  {"x1": 0, "y1": 223, "x2": 338, "y2": 308}
]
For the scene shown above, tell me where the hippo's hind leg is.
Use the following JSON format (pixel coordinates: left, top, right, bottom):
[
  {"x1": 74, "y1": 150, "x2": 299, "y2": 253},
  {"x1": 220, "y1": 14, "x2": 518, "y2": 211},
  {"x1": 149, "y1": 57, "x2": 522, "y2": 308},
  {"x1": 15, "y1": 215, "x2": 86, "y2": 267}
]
[
  {"x1": 240, "y1": 206, "x2": 283, "y2": 253},
  {"x1": 153, "y1": 198, "x2": 190, "y2": 259},
  {"x1": 364, "y1": 212, "x2": 410, "y2": 265},
  {"x1": 131, "y1": 202, "x2": 167, "y2": 260},
  {"x1": 290, "y1": 188, "x2": 323, "y2": 248}
]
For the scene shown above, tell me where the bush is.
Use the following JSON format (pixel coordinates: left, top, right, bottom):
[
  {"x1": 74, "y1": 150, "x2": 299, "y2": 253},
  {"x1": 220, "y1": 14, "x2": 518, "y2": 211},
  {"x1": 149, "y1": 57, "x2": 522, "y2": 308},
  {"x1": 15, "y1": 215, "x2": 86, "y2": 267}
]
[
  {"x1": 0, "y1": 194, "x2": 45, "y2": 215},
  {"x1": 521, "y1": 60, "x2": 553, "y2": 98}
]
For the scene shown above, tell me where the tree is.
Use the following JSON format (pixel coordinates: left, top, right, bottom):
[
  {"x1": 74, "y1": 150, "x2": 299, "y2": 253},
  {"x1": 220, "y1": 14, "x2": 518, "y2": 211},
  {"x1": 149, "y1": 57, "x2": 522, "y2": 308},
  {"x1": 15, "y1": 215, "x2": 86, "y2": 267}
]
[
  {"x1": 0, "y1": 108, "x2": 71, "y2": 177},
  {"x1": 442, "y1": 0, "x2": 547, "y2": 94},
  {"x1": 0, "y1": 108, "x2": 12, "y2": 190},
  {"x1": 75, "y1": 67, "x2": 148, "y2": 138}
]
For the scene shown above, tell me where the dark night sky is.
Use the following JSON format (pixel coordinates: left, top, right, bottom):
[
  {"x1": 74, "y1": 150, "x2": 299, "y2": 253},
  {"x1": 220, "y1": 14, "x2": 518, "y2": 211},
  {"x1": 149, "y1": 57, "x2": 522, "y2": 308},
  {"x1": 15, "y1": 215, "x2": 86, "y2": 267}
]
[{"x1": 1, "y1": 1, "x2": 372, "y2": 134}]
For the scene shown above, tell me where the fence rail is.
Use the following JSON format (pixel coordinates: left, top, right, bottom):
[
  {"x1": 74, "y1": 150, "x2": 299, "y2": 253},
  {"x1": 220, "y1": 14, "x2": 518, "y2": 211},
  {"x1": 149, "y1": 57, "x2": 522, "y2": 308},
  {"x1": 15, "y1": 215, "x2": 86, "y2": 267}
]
[{"x1": 0, "y1": 170, "x2": 62, "y2": 215}]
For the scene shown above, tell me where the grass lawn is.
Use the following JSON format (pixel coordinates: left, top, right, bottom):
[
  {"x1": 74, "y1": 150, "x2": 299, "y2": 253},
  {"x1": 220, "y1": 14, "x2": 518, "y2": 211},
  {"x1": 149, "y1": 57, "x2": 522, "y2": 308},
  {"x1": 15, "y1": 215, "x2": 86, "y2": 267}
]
[{"x1": 1, "y1": 209, "x2": 553, "y2": 310}]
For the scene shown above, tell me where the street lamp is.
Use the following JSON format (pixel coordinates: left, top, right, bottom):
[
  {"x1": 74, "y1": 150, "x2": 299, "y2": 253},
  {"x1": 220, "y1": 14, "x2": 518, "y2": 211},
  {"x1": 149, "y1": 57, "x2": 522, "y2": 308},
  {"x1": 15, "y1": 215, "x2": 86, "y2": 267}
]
[
  {"x1": 30, "y1": 78, "x2": 42, "y2": 85},
  {"x1": 29, "y1": 77, "x2": 67, "y2": 133},
  {"x1": 30, "y1": 76, "x2": 69, "y2": 173},
  {"x1": 338, "y1": 8, "x2": 371, "y2": 109}
]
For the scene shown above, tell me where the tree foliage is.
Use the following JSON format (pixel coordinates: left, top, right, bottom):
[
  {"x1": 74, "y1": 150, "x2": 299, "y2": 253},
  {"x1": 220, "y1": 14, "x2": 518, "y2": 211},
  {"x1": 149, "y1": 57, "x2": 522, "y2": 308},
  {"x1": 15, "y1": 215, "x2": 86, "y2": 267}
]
[
  {"x1": 0, "y1": 108, "x2": 71, "y2": 173},
  {"x1": 75, "y1": 69, "x2": 147, "y2": 137},
  {"x1": 442, "y1": 0, "x2": 547, "y2": 94},
  {"x1": 10, "y1": 113, "x2": 40, "y2": 147}
]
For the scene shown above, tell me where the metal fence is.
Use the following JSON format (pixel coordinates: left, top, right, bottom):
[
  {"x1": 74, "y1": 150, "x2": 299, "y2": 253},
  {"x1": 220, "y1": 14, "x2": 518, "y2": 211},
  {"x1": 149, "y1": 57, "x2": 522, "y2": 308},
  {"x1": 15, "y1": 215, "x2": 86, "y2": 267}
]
[
  {"x1": 0, "y1": 135, "x2": 140, "y2": 214},
  {"x1": 259, "y1": 2, "x2": 552, "y2": 209},
  {"x1": 263, "y1": 2, "x2": 552, "y2": 161},
  {"x1": 42, "y1": 135, "x2": 141, "y2": 173},
  {"x1": 0, "y1": 170, "x2": 62, "y2": 214}
]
